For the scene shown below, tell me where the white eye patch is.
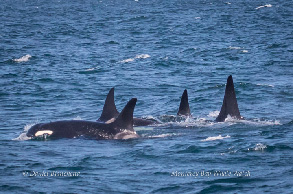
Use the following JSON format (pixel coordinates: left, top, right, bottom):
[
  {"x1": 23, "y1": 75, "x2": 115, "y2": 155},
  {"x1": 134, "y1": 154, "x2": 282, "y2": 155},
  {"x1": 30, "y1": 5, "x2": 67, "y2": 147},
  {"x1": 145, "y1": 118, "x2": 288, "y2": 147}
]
[{"x1": 35, "y1": 130, "x2": 53, "y2": 136}]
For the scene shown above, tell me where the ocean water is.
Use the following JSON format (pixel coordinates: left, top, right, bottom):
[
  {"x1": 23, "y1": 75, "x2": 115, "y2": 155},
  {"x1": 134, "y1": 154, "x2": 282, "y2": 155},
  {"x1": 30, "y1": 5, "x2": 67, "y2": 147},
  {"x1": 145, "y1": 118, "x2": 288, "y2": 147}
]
[{"x1": 1, "y1": 0, "x2": 293, "y2": 193}]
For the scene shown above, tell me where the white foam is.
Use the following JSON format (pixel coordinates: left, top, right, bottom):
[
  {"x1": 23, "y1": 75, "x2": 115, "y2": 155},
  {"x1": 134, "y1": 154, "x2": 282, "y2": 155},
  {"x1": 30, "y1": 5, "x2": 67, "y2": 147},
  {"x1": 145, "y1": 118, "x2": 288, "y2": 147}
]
[
  {"x1": 73, "y1": 116, "x2": 82, "y2": 120},
  {"x1": 195, "y1": 17, "x2": 201, "y2": 20},
  {"x1": 84, "y1": 66, "x2": 101, "y2": 71},
  {"x1": 256, "y1": 4, "x2": 272, "y2": 10},
  {"x1": 229, "y1": 47, "x2": 248, "y2": 53},
  {"x1": 255, "y1": 143, "x2": 267, "y2": 150},
  {"x1": 156, "y1": 117, "x2": 217, "y2": 128},
  {"x1": 135, "y1": 54, "x2": 150, "y2": 59},
  {"x1": 244, "y1": 119, "x2": 281, "y2": 126},
  {"x1": 120, "y1": 54, "x2": 150, "y2": 63},
  {"x1": 85, "y1": 68, "x2": 95, "y2": 71},
  {"x1": 147, "y1": 133, "x2": 180, "y2": 138},
  {"x1": 201, "y1": 135, "x2": 230, "y2": 142},
  {"x1": 24, "y1": 123, "x2": 36, "y2": 132},
  {"x1": 13, "y1": 54, "x2": 32, "y2": 62},
  {"x1": 142, "y1": 115, "x2": 156, "y2": 120},
  {"x1": 150, "y1": 134, "x2": 172, "y2": 138},
  {"x1": 13, "y1": 123, "x2": 38, "y2": 141},
  {"x1": 208, "y1": 111, "x2": 220, "y2": 118},
  {"x1": 157, "y1": 113, "x2": 281, "y2": 128},
  {"x1": 249, "y1": 143, "x2": 267, "y2": 151},
  {"x1": 224, "y1": 115, "x2": 237, "y2": 122},
  {"x1": 223, "y1": 116, "x2": 281, "y2": 126},
  {"x1": 134, "y1": 126, "x2": 154, "y2": 131},
  {"x1": 121, "y1": 58, "x2": 135, "y2": 63},
  {"x1": 229, "y1": 46, "x2": 242, "y2": 50},
  {"x1": 256, "y1": 83, "x2": 274, "y2": 87},
  {"x1": 12, "y1": 132, "x2": 31, "y2": 141}
]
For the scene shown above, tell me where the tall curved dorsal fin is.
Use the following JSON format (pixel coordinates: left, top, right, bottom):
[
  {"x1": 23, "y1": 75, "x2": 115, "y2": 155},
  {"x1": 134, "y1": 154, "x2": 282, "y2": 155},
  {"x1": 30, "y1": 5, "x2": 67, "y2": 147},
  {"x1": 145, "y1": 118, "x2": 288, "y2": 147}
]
[
  {"x1": 216, "y1": 75, "x2": 242, "y2": 122},
  {"x1": 177, "y1": 89, "x2": 191, "y2": 116},
  {"x1": 113, "y1": 98, "x2": 137, "y2": 131},
  {"x1": 98, "y1": 88, "x2": 119, "y2": 122}
]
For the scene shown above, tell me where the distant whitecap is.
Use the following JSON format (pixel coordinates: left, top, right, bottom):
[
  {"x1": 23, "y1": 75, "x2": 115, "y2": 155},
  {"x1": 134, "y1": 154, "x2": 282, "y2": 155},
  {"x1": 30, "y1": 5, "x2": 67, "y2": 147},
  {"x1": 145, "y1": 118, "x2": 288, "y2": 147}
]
[
  {"x1": 229, "y1": 46, "x2": 242, "y2": 50},
  {"x1": 85, "y1": 68, "x2": 95, "y2": 71},
  {"x1": 201, "y1": 135, "x2": 230, "y2": 142},
  {"x1": 248, "y1": 143, "x2": 267, "y2": 151},
  {"x1": 120, "y1": 54, "x2": 150, "y2": 63},
  {"x1": 135, "y1": 54, "x2": 150, "y2": 59},
  {"x1": 256, "y1": 4, "x2": 272, "y2": 10},
  {"x1": 254, "y1": 143, "x2": 267, "y2": 151},
  {"x1": 120, "y1": 58, "x2": 135, "y2": 63},
  {"x1": 13, "y1": 54, "x2": 32, "y2": 62},
  {"x1": 256, "y1": 83, "x2": 274, "y2": 87}
]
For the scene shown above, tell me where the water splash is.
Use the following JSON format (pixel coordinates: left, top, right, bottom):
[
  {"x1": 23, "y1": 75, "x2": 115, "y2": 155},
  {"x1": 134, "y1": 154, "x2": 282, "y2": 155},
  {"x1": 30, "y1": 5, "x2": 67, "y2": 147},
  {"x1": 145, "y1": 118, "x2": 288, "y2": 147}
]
[
  {"x1": 12, "y1": 123, "x2": 37, "y2": 141},
  {"x1": 12, "y1": 132, "x2": 31, "y2": 141},
  {"x1": 208, "y1": 111, "x2": 220, "y2": 118}
]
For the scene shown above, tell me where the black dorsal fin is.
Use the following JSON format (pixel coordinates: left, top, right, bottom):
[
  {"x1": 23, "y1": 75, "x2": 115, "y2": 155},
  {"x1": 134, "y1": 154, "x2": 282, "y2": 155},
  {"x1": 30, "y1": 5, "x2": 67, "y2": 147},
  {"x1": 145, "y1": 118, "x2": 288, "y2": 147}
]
[
  {"x1": 177, "y1": 89, "x2": 191, "y2": 116},
  {"x1": 113, "y1": 98, "x2": 137, "y2": 131},
  {"x1": 98, "y1": 88, "x2": 119, "y2": 122},
  {"x1": 216, "y1": 75, "x2": 242, "y2": 122}
]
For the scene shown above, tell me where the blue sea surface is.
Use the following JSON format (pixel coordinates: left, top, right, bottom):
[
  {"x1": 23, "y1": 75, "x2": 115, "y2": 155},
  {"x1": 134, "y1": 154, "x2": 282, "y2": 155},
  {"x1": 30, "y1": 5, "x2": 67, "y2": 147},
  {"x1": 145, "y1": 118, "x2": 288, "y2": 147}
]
[{"x1": 1, "y1": 0, "x2": 293, "y2": 193}]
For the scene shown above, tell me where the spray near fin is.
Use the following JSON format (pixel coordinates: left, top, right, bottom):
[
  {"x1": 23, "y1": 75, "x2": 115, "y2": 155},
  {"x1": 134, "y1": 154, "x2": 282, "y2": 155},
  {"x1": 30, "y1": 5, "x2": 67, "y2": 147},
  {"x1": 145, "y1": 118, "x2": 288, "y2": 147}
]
[
  {"x1": 177, "y1": 89, "x2": 191, "y2": 116},
  {"x1": 216, "y1": 75, "x2": 242, "y2": 122}
]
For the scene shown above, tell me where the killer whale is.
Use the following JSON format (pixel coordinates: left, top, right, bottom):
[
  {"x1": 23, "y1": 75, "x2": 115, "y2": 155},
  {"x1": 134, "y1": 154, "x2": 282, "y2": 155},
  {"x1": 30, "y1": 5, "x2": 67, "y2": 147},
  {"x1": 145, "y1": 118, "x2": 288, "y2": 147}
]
[
  {"x1": 216, "y1": 75, "x2": 243, "y2": 122},
  {"x1": 97, "y1": 88, "x2": 158, "y2": 126},
  {"x1": 98, "y1": 88, "x2": 119, "y2": 123},
  {"x1": 177, "y1": 89, "x2": 191, "y2": 116},
  {"x1": 175, "y1": 76, "x2": 243, "y2": 122},
  {"x1": 27, "y1": 98, "x2": 139, "y2": 140}
]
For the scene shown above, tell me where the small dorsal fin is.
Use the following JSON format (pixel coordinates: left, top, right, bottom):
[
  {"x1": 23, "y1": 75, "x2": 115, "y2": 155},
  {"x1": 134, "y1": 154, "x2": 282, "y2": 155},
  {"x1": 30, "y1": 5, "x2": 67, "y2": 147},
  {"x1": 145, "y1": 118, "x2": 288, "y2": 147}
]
[
  {"x1": 216, "y1": 75, "x2": 242, "y2": 122},
  {"x1": 177, "y1": 89, "x2": 191, "y2": 116},
  {"x1": 113, "y1": 98, "x2": 137, "y2": 131},
  {"x1": 98, "y1": 88, "x2": 119, "y2": 122}
]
